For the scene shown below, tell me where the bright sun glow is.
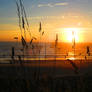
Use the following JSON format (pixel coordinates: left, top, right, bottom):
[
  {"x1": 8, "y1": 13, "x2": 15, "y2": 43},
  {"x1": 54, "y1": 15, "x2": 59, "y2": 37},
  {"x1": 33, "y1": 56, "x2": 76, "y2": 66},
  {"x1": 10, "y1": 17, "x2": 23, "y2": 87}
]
[{"x1": 64, "y1": 28, "x2": 79, "y2": 42}]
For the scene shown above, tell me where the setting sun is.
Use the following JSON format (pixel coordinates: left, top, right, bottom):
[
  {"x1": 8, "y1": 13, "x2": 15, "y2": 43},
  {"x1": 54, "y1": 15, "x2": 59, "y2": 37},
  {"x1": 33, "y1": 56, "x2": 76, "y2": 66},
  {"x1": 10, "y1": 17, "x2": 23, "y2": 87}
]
[{"x1": 64, "y1": 28, "x2": 79, "y2": 42}]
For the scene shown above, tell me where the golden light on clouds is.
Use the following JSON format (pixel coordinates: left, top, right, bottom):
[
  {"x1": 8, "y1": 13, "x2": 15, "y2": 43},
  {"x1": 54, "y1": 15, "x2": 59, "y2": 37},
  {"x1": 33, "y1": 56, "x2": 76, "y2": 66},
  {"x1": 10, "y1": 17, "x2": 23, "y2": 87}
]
[
  {"x1": 0, "y1": 12, "x2": 92, "y2": 42},
  {"x1": 0, "y1": 30, "x2": 20, "y2": 41}
]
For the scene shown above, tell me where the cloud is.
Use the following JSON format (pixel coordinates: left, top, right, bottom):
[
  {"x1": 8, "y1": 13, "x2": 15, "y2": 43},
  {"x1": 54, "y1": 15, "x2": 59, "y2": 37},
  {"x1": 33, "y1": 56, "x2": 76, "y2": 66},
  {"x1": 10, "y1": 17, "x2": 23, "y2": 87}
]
[
  {"x1": 38, "y1": 4, "x2": 53, "y2": 8},
  {"x1": 0, "y1": 24, "x2": 18, "y2": 31},
  {"x1": 38, "y1": 2, "x2": 68, "y2": 8},
  {"x1": 55, "y1": 3, "x2": 68, "y2": 6},
  {"x1": 29, "y1": 16, "x2": 66, "y2": 20}
]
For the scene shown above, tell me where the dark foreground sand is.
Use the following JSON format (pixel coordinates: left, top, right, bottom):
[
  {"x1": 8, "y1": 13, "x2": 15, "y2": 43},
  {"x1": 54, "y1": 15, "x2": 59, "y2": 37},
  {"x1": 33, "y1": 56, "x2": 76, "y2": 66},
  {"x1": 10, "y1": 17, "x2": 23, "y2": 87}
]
[
  {"x1": 0, "y1": 59, "x2": 92, "y2": 78},
  {"x1": 0, "y1": 59, "x2": 92, "y2": 92}
]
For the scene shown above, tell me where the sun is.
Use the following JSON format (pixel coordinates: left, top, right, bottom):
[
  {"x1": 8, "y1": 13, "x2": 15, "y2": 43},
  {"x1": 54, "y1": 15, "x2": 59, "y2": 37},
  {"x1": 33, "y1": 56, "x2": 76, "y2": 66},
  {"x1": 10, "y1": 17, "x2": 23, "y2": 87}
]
[{"x1": 64, "y1": 28, "x2": 79, "y2": 42}]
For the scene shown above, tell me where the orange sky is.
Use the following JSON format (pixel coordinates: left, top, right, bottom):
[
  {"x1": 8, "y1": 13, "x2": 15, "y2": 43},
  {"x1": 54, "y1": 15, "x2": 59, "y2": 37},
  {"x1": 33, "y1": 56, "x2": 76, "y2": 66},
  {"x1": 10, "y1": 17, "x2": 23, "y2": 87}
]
[
  {"x1": 1, "y1": 14, "x2": 92, "y2": 42},
  {"x1": 0, "y1": 0, "x2": 92, "y2": 42}
]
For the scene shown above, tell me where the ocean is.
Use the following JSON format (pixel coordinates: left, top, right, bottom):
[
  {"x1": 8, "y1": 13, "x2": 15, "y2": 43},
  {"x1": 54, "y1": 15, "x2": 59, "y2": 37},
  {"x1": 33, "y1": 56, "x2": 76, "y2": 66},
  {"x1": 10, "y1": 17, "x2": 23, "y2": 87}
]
[{"x1": 0, "y1": 42, "x2": 92, "y2": 60}]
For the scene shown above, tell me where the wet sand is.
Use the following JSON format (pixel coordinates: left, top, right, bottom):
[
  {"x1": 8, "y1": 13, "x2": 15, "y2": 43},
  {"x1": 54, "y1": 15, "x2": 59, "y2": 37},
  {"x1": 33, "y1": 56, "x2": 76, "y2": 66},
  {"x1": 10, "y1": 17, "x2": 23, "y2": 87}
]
[{"x1": 0, "y1": 59, "x2": 92, "y2": 79}]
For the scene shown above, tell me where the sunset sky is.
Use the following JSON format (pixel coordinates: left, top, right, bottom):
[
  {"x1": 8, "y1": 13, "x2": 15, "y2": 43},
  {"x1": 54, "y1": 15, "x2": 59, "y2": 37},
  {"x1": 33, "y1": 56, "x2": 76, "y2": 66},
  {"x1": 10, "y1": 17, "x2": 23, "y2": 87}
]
[{"x1": 0, "y1": 0, "x2": 92, "y2": 42}]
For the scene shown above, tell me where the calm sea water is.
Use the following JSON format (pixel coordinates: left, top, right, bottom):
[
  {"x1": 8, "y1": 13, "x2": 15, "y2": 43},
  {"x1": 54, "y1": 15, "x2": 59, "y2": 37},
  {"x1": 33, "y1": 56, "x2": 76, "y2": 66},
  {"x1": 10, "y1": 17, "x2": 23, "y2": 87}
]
[{"x1": 0, "y1": 42, "x2": 92, "y2": 60}]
